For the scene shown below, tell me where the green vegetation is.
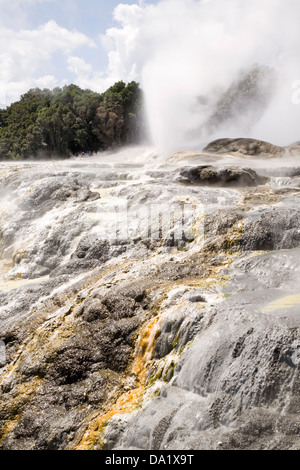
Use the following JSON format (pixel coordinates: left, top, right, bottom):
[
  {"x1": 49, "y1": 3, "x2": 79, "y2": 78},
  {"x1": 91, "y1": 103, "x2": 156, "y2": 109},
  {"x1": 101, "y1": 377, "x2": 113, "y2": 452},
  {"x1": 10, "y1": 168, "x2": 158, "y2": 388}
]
[{"x1": 0, "y1": 81, "x2": 146, "y2": 160}]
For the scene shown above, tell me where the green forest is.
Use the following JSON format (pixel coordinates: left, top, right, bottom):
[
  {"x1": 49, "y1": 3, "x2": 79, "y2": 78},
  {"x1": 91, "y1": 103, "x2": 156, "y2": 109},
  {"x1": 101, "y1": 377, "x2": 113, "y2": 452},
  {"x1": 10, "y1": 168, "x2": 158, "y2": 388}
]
[{"x1": 0, "y1": 81, "x2": 146, "y2": 160}]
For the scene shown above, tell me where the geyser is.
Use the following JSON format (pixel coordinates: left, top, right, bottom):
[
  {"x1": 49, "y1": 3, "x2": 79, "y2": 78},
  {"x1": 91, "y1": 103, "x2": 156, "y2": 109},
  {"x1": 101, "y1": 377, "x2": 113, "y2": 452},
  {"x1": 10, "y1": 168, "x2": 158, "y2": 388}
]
[{"x1": 103, "y1": 0, "x2": 300, "y2": 151}]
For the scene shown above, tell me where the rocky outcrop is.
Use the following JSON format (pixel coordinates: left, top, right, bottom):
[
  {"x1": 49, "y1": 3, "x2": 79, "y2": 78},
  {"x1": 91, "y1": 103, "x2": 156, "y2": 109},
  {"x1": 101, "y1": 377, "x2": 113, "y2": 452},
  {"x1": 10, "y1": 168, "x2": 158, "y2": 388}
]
[
  {"x1": 0, "y1": 277, "x2": 154, "y2": 450},
  {"x1": 103, "y1": 247, "x2": 300, "y2": 451},
  {"x1": 0, "y1": 146, "x2": 300, "y2": 450},
  {"x1": 203, "y1": 138, "x2": 285, "y2": 157},
  {"x1": 179, "y1": 165, "x2": 268, "y2": 187}
]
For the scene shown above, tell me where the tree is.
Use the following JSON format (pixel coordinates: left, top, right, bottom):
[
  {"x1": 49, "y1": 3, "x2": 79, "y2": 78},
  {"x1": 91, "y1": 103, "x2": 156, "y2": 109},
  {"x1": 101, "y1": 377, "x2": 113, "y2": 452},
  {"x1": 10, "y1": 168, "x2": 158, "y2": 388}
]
[{"x1": 0, "y1": 81, "x2": 146, "y2": 160}]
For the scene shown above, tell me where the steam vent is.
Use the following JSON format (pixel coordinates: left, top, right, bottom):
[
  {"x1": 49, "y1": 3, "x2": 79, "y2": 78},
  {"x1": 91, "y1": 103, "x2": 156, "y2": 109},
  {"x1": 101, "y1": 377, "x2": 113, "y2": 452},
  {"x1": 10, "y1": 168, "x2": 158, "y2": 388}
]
[{"x1": 0, "y1": 139, "x2": 299, "y2": 451}]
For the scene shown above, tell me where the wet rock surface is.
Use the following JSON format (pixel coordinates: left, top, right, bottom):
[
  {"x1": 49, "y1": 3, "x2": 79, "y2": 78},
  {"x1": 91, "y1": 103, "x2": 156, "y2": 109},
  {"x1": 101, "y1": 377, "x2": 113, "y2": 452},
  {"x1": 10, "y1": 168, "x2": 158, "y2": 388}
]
[
  {"x1": 105, "y1": 250, "x2": 300, "y2": 450},
  {"x1": 0, "y1": 145, "x2": 300, "y2": 450},
  {"x1": 179, "y1": 165, "x2": 268, "y2": 187}
]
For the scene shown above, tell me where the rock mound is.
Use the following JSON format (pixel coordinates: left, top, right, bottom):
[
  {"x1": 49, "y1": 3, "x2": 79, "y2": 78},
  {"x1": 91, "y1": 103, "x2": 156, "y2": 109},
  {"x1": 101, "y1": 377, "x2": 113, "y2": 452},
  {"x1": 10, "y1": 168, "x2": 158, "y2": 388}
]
[
  {"x1": 179, "y1": 165, "x2": 268, "y2": 187},
  {"x1": 203, "y1": 138, "x2": 285, "y2": 157}
]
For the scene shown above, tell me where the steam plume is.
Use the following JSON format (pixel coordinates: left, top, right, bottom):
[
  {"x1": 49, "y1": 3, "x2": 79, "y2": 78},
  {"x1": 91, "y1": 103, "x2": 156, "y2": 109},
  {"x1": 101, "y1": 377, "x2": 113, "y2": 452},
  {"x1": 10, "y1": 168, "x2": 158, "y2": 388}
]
[{"x1": 103, "y1": 0, "x2": 300, "y2": 151}]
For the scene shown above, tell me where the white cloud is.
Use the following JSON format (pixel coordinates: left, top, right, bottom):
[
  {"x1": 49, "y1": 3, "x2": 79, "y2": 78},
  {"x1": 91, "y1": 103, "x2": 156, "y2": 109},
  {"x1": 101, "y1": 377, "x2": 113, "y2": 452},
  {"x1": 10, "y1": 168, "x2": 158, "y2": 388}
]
[
  {"x1": 0, "y1": 20, "x2": 95, "y2": 105},
  {"x1": 67, "y1": 56, "x2": 92, "y2": 79},
  {"x1": 0, "y1": 0, "x2": 54, "y2": 29}
]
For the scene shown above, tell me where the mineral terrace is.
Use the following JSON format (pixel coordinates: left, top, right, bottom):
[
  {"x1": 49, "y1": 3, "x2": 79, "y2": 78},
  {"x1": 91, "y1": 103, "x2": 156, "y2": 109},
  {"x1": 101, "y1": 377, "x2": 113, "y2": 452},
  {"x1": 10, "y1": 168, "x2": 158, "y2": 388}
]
[{"x1": 0, "y1": 139, "x2": 299, "y2": 450}]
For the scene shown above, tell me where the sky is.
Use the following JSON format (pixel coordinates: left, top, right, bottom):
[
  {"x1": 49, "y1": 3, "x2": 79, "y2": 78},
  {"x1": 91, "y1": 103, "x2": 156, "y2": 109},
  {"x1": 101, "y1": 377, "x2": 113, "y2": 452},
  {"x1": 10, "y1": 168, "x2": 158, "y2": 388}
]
[
  {"x1": 1, "y1": 0, "x2": 300, "y2": 150},
  {"x1": 0, "y1": 0, "x2": 158, "y2": 107}
]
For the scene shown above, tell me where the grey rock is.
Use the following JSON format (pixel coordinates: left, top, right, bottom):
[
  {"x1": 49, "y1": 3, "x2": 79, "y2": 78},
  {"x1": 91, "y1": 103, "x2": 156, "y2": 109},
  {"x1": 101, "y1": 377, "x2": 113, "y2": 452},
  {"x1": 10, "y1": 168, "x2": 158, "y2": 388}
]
[
  {"x1": 105, "y1": 249, "x2": 300, "y2": 450},
  {"x1": 241, "y1": 207, "x2": 300, "y2": 251},
  {"x1": 203, "y1": 138, "x2": 285, "y2": 157},
  {"x1": 1, "y1": 146, "x2": 300, "y2": 451},
  {"x1": 180, "y1": 165, "x2": 268, "y2": 187},
  {"x1": 189, "y1": 295, "x2": 206, "y2": 303}
]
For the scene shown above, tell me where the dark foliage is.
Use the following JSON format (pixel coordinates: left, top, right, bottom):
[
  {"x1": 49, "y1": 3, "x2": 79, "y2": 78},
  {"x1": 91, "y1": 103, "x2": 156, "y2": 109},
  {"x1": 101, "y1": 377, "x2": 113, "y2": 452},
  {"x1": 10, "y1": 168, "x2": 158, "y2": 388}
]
[{"x1": 0, "y1": 81, "x2": 146, "y2": 160}]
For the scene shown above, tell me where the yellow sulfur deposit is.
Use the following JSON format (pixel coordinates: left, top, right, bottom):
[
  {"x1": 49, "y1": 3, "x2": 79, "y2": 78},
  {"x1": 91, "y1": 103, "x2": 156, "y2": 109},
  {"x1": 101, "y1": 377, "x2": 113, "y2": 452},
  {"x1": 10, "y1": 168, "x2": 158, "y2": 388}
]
[
  {"x1": 262, "y1": 294, "x2": 300, "y2": 313},
  {"x1": 75, "y1": 314, "x2": 163, "y2": 450}
]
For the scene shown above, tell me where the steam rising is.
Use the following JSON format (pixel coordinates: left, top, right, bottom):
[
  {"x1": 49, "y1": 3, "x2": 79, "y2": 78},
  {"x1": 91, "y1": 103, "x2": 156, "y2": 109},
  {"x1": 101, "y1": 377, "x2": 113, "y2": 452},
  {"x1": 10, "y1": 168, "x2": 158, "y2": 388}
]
[{"x1": 104, "y1": 0, "x2": 300, "y2": 151}]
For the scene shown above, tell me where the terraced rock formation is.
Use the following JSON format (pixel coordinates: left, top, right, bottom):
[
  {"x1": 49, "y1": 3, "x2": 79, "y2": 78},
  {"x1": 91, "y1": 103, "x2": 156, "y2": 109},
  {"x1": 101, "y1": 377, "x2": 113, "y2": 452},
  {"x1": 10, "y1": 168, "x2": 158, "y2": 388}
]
[{"x1": 0, "y1": 142, "x2": 299, "y2": 450}]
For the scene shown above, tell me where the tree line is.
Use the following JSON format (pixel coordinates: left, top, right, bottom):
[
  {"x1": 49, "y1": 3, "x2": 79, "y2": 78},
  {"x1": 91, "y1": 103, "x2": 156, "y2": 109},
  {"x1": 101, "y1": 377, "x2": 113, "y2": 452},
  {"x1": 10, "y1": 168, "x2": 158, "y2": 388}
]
[{"x1": 0, "y1": 81, "x2": 147, "y2": 160}]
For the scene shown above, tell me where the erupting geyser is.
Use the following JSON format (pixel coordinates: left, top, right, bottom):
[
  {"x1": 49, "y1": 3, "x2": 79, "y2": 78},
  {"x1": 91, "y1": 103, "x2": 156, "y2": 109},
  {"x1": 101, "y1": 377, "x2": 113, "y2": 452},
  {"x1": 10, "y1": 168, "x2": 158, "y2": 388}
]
[{"x1": 102, "y1": 0, "x2": 300, "y2": 151}]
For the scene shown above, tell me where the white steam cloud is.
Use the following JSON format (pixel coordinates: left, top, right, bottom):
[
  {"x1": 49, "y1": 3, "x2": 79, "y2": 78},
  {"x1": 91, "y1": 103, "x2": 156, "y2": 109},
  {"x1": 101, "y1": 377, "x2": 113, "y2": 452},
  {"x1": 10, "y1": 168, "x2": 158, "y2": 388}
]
[{"x1": 102, "y1": 0, "x2": 300, "y2": 151}]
